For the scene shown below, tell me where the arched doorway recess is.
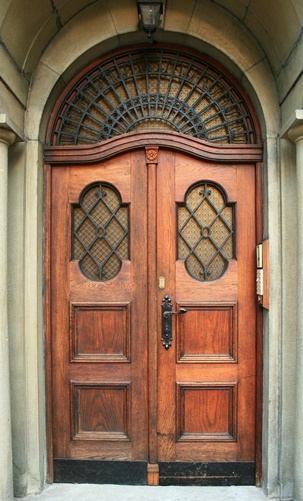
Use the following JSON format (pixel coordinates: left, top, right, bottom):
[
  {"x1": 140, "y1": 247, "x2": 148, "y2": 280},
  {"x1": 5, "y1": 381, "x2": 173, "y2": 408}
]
[{"x1": 44, "y1": 45, "x2": 263, "y2": 486}]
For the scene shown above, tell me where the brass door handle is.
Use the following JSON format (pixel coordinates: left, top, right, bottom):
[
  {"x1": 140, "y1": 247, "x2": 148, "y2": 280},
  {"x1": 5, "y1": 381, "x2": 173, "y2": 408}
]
[{"x1": 161, "y1": 295, "x2": 187, "y2": 350}]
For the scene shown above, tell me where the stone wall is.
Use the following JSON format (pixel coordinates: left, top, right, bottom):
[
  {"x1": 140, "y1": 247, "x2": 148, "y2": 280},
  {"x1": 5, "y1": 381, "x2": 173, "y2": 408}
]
[{"x1": 1, "y1": 2, "x2": 303, "y2": 499}]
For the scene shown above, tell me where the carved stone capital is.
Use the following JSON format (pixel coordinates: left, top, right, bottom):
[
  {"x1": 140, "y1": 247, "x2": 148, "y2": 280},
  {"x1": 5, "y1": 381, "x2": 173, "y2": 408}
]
[
  {"x1": 288, "y1": 123, "x2": 303, "y2": 144},
  {"x1": 145, "y1": 146, "x2": 159, "y2": 164},
  {"x1": 0, "y1": 127, "x2": 16, "y2": 147}
]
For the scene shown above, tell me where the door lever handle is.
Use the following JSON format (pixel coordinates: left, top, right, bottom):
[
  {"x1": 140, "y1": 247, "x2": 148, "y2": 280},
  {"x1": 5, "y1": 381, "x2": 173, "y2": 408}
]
[
  {"x1": 161, "y1": 295, "x2": 187, "y2": 350},
  {"x1": 163, "y1": 307, "x2": 187, "y2": 318}
]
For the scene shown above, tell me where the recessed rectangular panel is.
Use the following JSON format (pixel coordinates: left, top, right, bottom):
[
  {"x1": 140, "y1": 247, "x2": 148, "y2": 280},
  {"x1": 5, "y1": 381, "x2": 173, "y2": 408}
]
[
  {"x1": 70, "y1": 303, "x2": 130, "y2": 362},
  {"x1": 177, "y1": 383, "x2": 237, "y2": 441},
  {"x1": 177, "y1": 302, "x2": 237, "y2": 363},
  {"x1": 71, "y1": 382, "x2": 131, "y2": 441}
]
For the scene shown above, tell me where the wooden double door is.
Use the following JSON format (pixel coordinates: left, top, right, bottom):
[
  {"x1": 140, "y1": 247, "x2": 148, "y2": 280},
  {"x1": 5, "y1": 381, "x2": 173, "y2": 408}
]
[{"x1": 49, "y1": 143, "x2": 258, "y2": 485}]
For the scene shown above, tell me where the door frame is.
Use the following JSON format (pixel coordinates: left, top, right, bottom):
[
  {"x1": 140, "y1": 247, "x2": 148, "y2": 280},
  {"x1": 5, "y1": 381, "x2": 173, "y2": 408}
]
[{"x1": 44, "y1": 131, "x2": 263, "y2": 484}]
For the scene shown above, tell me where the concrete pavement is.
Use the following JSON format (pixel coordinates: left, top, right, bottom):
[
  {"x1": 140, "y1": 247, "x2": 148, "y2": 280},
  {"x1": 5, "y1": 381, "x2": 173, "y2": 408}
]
[{"x1": 15, "y1": 484, "x2": 272, "y2": 500}]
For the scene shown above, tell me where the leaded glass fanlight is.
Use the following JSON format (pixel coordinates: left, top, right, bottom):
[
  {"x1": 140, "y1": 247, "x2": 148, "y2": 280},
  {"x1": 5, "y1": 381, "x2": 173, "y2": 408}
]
[
  {"x1": 73, "y1": 182, "x2": 129, "y2": 281},
  {"x1": 178, "y1": 182, "x2": 234, "y2": 281},
  {"x1": 49, "y1": 48, "x2": 258, "y2": 146}
]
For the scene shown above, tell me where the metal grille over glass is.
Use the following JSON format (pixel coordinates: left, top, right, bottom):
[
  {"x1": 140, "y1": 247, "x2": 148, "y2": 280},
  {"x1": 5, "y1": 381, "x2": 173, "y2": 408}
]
[
  {"x1": 178, "y1": 182, "x2": 234, "y2": 281},
  {"x1": 73, "y1": 182, "x2": 129, "y2": 281},
  {"x1": 51, "y1": 48, "x2": 257, "y2": 146}
]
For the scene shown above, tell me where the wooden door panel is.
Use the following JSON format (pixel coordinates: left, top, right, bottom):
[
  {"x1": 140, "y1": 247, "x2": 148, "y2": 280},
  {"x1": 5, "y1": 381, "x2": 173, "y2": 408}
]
[
  {"x1": 69, "y1": 161, "x2": 131, "y2": 204},
  {"x1": 51, "y1": 151, "x2": 148, "y2": 467},
  {"x1": 70, "y1": 261, "x2": 131, "y2": 302},
  {"x1": 71, "y1": 382, "x2": 131, "y2": 440},
  {"x1": 50, "y1": 145, "x2": 258, "y2": 485},
  {"x1": 176, "y1": 383, "x2": 237, "y2": 441},
  {"x1": 175, "y1": 260, "x2": 238, "y2": 299},
  {"x1": 176, "y1": 302, "x2": 238, "y2": 363},
  {"x1": 175, "y1": 157, "x2": 238, "y2": 202},
  {"x1": 70, "y1": 302, "x2": 131, "y2": 362},
  {"x1": 156, "y1": 149, "x2": 177, "y2": 463},
  {"x1": 51, "y1": 166, "x2": 70, "y2": 460},
  {"x1": 157, "y1": 151, "x2": 256, "y2": 472}
]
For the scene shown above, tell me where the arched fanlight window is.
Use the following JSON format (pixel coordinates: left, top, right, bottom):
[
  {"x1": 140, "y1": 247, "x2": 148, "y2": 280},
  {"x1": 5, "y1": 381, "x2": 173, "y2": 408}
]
[{"x1": 49, "y1": 47, "x2": 259, "y2": 146}]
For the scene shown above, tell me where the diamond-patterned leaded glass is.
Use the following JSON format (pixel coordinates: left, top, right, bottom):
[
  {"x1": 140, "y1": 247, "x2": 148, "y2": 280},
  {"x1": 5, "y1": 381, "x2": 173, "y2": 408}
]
[
  {"x1": 178, "y1": 182, "x2": 234, "y2": 281},
  {"x1": 73, "y1": 183, "x2": 128, "y2": 281}
]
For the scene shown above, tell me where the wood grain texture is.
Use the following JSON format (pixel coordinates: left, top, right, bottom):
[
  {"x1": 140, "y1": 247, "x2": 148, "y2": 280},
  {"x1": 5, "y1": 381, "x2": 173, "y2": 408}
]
[
  {"x1": 177, "y1": 383, "x2": 237, "y2": 441},
  {"x1": 177, "y1": 302, "x2": 238, "y2": 363},
  {"x1": 156, "y1": 149, "x2": 177, "y2": 462},
  {"x1": 44, "y1": 163, "x2": 53, "y2": 481},
  {"x1": 44, "y1": 132, "x2": 263, "y2": 165},
  {"x1": 255, "y1": 161, "x2": 263, "y2": 485},
  {"x1": 71, "y1": 382, "x2": 131, "y2": 440},
  {"x1": 50, "y1": 152, "x2": 148, "y2": 463},
  {"x1": 146, "y1": 147, "x2": 159, "y2": 471},
  {"x1": 70, "y1": 303, "x2": 130, "y2": 362},
  {"x1": 157, "y1": 153, "x2": 257, "y2": 465},
  {"x1": 46, "y1": 141, "x2": 261, "y2": 484},
  {"x1": 147, "y1": 463, "x2": 159, "y2": 486}
]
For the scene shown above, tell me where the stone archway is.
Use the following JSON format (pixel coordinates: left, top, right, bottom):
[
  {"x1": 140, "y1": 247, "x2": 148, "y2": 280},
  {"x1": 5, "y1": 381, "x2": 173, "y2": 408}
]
[
  {"x1": 22, "y1": 12, "x2": 280, "y2": 494},
  {"x1": 44, "y1": 45, "x2": 263, "y2": 486}
]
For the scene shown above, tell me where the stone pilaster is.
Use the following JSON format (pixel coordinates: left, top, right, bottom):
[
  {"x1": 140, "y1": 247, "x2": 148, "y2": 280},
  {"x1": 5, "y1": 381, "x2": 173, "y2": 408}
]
[
  {"x1": 0, "y1": 126, "x2": 16, "y2": 501},
  {"x1": 288, "y1": 120, "x2": 303, "y2": 501}
]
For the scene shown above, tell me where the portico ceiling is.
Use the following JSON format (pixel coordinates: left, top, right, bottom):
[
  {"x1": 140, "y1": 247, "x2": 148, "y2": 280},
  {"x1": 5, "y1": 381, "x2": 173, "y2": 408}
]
[{"x1": 0, "y1": 0, "x2": 302, "y2": 101}]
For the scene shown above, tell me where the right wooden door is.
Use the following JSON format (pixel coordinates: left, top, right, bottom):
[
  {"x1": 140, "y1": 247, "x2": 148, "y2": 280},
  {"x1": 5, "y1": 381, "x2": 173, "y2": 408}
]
[{"x1": 156, "y1": 149, "x2": 257, "y2": 485}]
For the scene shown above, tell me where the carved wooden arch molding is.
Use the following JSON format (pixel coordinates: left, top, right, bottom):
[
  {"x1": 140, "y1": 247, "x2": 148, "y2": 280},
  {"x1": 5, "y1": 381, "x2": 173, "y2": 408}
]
[
  {"x1": 46, "y1": 44, "x2": 261, "y2": 150},
  {"x1": 44, "y1": 131, "x2": 262, "y2": 164}
]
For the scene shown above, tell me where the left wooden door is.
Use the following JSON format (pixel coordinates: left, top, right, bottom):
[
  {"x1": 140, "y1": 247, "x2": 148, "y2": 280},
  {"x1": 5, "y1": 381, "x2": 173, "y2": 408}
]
[{"x1": 50, "y1": 150, "x2": 149, "y2": 483}]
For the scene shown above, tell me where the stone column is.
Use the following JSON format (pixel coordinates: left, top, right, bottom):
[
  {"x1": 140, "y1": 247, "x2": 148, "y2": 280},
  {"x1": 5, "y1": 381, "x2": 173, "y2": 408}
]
[
  {"x1": 0, "y1": 126, "x2": 15, "y2": 501},
  {"x1": 288, "y1": 121, "x2": 303, "y2": 501}
]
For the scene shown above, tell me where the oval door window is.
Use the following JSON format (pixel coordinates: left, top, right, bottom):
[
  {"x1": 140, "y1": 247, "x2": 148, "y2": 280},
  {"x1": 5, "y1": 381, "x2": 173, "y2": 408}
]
[
  {"x1": 73, "y1": 182, "x2": 129, "y2": 281},
  {"x1": 178, "y1": 181, "x2": 234, "y2": 281}
]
